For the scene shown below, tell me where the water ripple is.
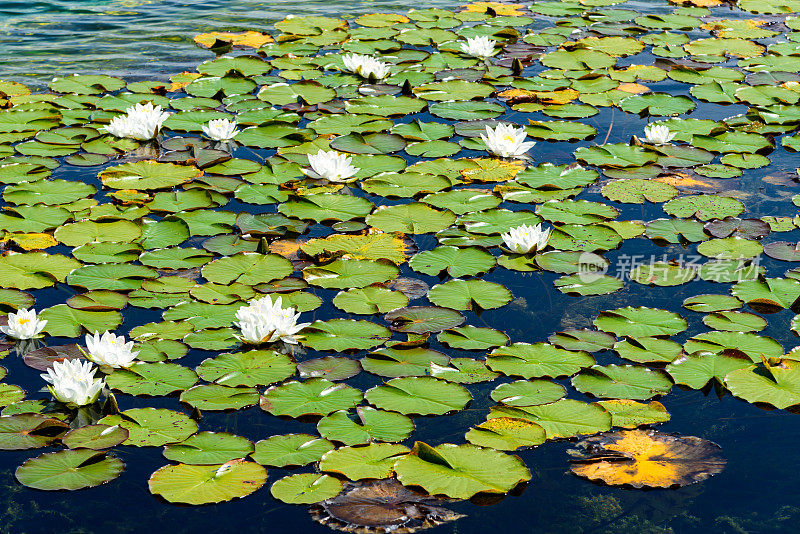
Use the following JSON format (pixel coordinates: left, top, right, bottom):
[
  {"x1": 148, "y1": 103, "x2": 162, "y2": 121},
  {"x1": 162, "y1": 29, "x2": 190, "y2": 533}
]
[{"x1": 0, "y1": 0, "x2": 460, "y2": 86}]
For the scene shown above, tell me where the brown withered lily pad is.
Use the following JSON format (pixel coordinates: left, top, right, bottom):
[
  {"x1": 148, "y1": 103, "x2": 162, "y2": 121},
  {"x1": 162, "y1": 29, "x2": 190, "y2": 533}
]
[
  {"x1": 309, "y1": 478, "x2": 464, "y2": 533},
  {"x1": 22, "y1": 344, "x2": 84, "y2": 371},
  {"x1": 569, "y1": 429, "x2": 726, "y2": 489}
]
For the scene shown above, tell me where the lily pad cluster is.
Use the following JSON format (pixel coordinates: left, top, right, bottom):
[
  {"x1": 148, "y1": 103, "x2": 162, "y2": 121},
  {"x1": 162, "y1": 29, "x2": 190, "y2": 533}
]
[{"x1": 4, "y1": 0, "x2": 800, "y2": 528}]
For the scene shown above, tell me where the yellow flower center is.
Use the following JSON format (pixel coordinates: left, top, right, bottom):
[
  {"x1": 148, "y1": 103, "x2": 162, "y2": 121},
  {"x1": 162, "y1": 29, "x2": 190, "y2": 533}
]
[
  {"x1": 502, "y1": 135, "x2": 515, "y2": 143},
  {"x1": 18, "y1": 317, "x2": 30, "y2": 325}
]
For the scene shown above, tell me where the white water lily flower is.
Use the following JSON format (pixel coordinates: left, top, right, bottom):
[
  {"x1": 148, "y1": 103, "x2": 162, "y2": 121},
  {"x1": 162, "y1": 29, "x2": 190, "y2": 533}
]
[
  {"x1": 481, "y1": 123, "x2": 536, "y2": 158},
  {"x1": 235, "y1": 294, "x2": 311, "y2": 345},
  {"x1": 303, "y1": 150, "x2": 360, "y2": 182},
  {"x1": 41, "y1": 359, "x2": 104, "y2": 406},
  {"x1": 103, "y1": 101, "x2": 171, "y2": 140},
  {"x1": 84, "y1": 331, "x2": 139, "y2": 368},
  {"x1": 202, "y1": 118, "x2": 238, "y2": 141},
  {"x1": 461, "y1": 36, "x2": 496, "y2": 58},
  {"x1": 501, "y1": 223, "x2": 551, "y2": 253},
  {"x1": 342, "y1": 53, "x2": 391, "y2": 80},
  {"x1": 644, "y1": 123, "x2": 676, "y2": 145},
  {"x1": 0, "y1": 308, "x2": 46, "y2": 340}
]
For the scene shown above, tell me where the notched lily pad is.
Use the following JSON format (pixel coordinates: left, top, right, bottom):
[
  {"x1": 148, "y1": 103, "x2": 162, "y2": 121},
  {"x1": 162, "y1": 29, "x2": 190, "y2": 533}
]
[{"x1": 16, "y1": 449, "x2": 124, "y2": 491}]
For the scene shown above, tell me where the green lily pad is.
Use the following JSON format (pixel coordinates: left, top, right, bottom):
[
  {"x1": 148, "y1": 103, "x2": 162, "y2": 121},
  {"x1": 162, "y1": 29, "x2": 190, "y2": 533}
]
[
  {"x1": 202, "y1": 253, "x2": 293, "y2": 286},
  {"x1": 487, "y1": 343, "x2": 595, "y2": 379},
  {"x1": 0, "y1": 252, "x2": 81, "y2": 290},
  {"x1": 409, "y1": 246, "x2": 496, "y2": 278},
  {"x1": 301, "y1": 319, "x2": 391, "y2": 351},
  {"x1": 489, "y1": 399, "x2": 612, "y2": 439},
  {"x1": 384, "y1": 306, "x2": 465, "y2": 334},
  {"x1": 251, "y1": 434, "x2": 334, "y2": 467},
  {"x1": 614, "y1": 337, "x2": 683, "y2": 364},
  {"x1": 16, "y1": 449, "x2": 124, "y2": 491},
  {"x1": 61, "y1": 424, "x2": 128, "y2": 450},
  {"x1": 667, "y1": 351, "x2": 753, "y2": 389},
  {"x1": 427, "y1": 279, "x2": 512, "y2": 311},
  {"x1": 428, "y1": 358, "x2": 500, "y2": 384},
  {"x1": 393, "y1": 442, "x2": 530, "y2": 499},
  {"x1": 437, "y1": 326, "x2": 508, "y2": 350},
  {"x1": 366, "y1": 203, "x2": 456, "y2": 234},
  {"x1": 98, "y1": 408, "x2": 198, "y2": 447},
  {"x1": 629, "y1": 262, "x2": 696, "y2": 286},
  {"x1": 332, "y1": 287, "x2": 409, "y2": 315},
  {"x1": 320, "y1": 443, "x2": 409, "y2": 480},
  {"x1": 260, "y1": 379, "x2": 363, "y2": 418},
  {"x1": 731, "y1": 277, "x2": 800, "y2": 310},
  {"x1": 572, "y1": 365, "x2": 673, "y2": 400},
  {"x1": 549, "y1": 329, "x2": 616, "y2": 353},
  {"x1": 362, "y1": 348, "x2": 449, "y2": 378},
  {"x1": 162, "y1": 432, "x2": 255, "y2": 465},
  {"x1": 365, "y1": 376, "x2": 471, "y2": 416},
  {"x1": 683, "y1": 331, "x2": 782, "y2": 362},
  {"x1": 683, "y1": 294, "x2": 743, "y2": 313},
  {"x1": 703, "y1": 311, "x2": 767, "y2": 332},
  {"x1": 297, "y1": 357, "x2": 361, "y2": 381},
  {"x1": 99, "y1": 160, "x2": 203, "y2": 190},
  {"x1": 180, "y1": 384, "x2": 260, "y2": 411},
  {"x1": 149, "y1": 460, "x2": 267, "y2": 504},
  {"x1": 725, "y1": 360, "x2": 800, "y2": 409},
  {"x1": 490, "y1": 380, "x2": 566, "y2": 407},
  {"x1": 464, "y1": 416, "x2": 547, "y2": 451},
  {"x1": 303, "y1": 259, "x2": 399, "y2": 289},
  {"x1": 554, "y1": 273, "x2": 624, "y2": 296},
  {"x1": 595, "y1": 399, "x2": 671, "y2": 429},
  {"x1": 195, "y1": 350, "x2": 296, "y2": 387},
  {"x1": 663, "y1": 195, "x2": 745, "y2": 221},
  {"x1": 270, "y1": 473, "x2": 344, "y2": 505},
  {"x1": 594, "y1": 307, "x2": 687, "y2": 337},
  {"x1": 317, "y1": 407, "x2": 414, "y2": 446},
  {"x1": 601, "y1": 178, "x2": 678, "y2": 203},
  {"x1": 0, "y1": 414, "x2": 69, "y2": 450},
  {"x1": 574, "y1": 144, "x2": 658, "y2": 168},
  {"x1": 106, "y1": 363, "x2": 198, "y2": 396}
]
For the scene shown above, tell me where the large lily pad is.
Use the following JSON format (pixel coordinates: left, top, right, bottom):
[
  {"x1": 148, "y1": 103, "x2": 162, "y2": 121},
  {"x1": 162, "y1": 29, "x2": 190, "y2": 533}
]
[
  {"x1": 98, "y1": 408, "x2": 198, "y2": 447},
  {"x1": 572, "y1": 365, "x2": 673, "y2": 400},
  {"x1": 251, "y1": 434, "x2": 334, "y2": 467},
  {"x1": 487, "y1": 343, "x2": 595, "y2": 378},
  {"x1": 365, "y1": 377, "x2": 471, "y2": 416},
  {"x1": 16, "y1": 449, "x2": 124, "y2": 491},
  {"x1": 149, "y1": 460, "x2": 267, "y2": 504},
  {"x1": 393, "y1": 442, "x2": 530, "y2": 499},
  {"x1": 320, "y1": 443, "x2": 409, "y2": 480},
  {"x1": 260, "y1": 379, "x2": 363, "y2": 418}
]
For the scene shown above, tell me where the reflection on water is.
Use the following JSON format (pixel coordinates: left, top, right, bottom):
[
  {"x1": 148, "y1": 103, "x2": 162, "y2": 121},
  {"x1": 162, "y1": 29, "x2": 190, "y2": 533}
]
[{"x1": 0, "y1": 0, "x2": 460, "y2": 85}]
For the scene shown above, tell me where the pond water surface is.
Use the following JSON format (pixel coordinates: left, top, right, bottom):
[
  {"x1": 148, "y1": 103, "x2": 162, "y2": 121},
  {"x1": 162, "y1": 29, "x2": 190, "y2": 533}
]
[{"x1": 1, "y1": 1, "x2": 800, "y2": 533}]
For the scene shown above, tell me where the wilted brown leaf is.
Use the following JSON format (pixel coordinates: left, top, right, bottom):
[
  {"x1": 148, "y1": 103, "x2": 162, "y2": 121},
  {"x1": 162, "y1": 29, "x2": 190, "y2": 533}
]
[{"x1": 570, "y1": 429, "x2": 726, "y2": 488}]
